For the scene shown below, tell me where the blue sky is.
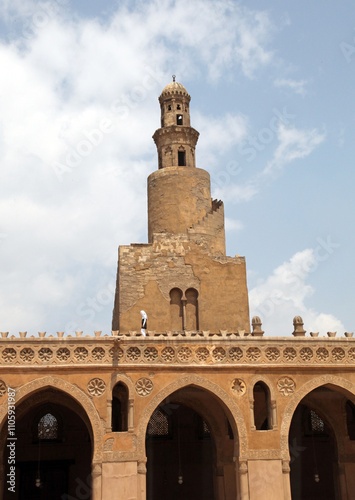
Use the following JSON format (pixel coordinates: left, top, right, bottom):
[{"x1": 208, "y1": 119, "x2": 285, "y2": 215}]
[{"x1": 0, "y1": 0, "x2": 353, "y2": 336}]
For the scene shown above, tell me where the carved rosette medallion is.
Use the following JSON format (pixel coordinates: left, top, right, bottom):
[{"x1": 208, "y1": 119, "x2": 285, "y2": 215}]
[
  {"x1": 316, "y1": 347, "x2": 329, "y2": 361},
  {"x1": 332, "y1": 347, "x2": 345, "y2": 361},
  {"x1": 348, "y1": 348, "x2": 355, "y2": 361},
  {"x1": 161, "y1": 347, "x2": 175, "y2": 362},
  {"x1": 92, "y1": 347, "x2": 105, "y2": 361},
  {"x1": 277, "y1": 377, "x2": 296, "y2": 396},
  {"x1": 229, "y1": 347, "x2": 243, "y2": 362},
  {"x1": 212, "y1": 347, "x2": 226, "y2": 362},
  {"x1": 283, "y1": 347, "x2": 297, "y2": 362},
  {"x1": 231, "y1": 378, "x2": 246, "y2": 396},
  {"x1": 299, "y1": 347, "x2": 313, "y2": 362},
  {"x1": 57, "y1": 347, "x2": 70, "y2": 361},
  {"x1": 20, "y1": 348, "x2": 35, "y2": 362},
  {"x1": 87, "y1": 378, "x2": 106, "y2": 397},
  {"x1": 265, "y1": 347, "x2": 280, "y2": 362},
  {"x1": 39, "y1": 347, "x2": 53, "y2": 362},
  {"x1": 196, "y1": 347, "x2": 209, "y2": 362},
  {"x1": 74, "y1": 347, "x2": 88, "y2": 361},
  {"x1": 2, "y1": 348, "x2": 16, "y2": 363},
  {"x1": 109, "y1": 346, "x2": 124, "y2": 361},
  {"x1": 0, "y1": 380, "x2": 6, "y2": 397},
  {"x1": 177, "y1": 347, "x2": 192, "y2": 362},
  {"x1": 246, "y1": 347, "x2": 261, "y2": 362},
  {"x1": 144, "y1": 347, "x2": 158, "y2": 362},
  {"x1": 135, "y1": 378, "x2": 153, "y2": 397},
  {"x1": 127, "y1": 347, "x2": 141, "y2": 362}
]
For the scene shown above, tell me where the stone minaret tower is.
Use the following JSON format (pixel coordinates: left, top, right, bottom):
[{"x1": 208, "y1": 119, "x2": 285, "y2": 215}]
[
  {"x1": 148, "y1": 79, "x2": 225, "y2": 255},
  {"x1": 112, "y1": 80, "x2": 249, "y2": 333}
]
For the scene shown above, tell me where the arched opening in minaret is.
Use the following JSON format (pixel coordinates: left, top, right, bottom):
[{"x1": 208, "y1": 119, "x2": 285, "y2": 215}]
[
  {"x1": 185, "y1": 288, "x2": 199, "y2": 331},
  {"x1": 112, "y1": 382, "x2": 129, "y2": 432},
  {"x1": 170, "y1": 288, "x2": 183, "y2": 330},
  {"x1": 146, "y1": 386, "x2": 238, "y2": 500},
  {"x1": 288, "y1": 386, "x2": 353, "y2": 500},
  {"x1": 178, "y1": 149, "x2": 186, "y2": 166},
  {"x1": 176, "y1": 114, "x2": 183, "y2": 125},
  {"x1": 253, "y1": 381, "x2": 271, "y2": 430},
  {"x1": 2, "y1": 389, "x2": 92, "y2": 500}
]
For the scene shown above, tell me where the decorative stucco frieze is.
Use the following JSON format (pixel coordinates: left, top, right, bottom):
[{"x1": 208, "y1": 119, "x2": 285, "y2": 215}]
[{"x1": 0, "y1": 336, "x2": 354, "y2": 368}]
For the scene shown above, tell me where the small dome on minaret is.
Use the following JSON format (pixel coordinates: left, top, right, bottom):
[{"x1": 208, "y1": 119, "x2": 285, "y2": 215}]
[
  {"x1": 160, "y1": 77, "x2": 190, "y2": 99},
  {"x1": 157, "y1": 76, "x2": 192, "y2": 129}
]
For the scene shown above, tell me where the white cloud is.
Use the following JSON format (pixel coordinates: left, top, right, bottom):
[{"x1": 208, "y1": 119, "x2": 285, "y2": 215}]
[
  {"x1": 274, "y1": 78, "x2": 308, "y2": 96},
  {"x1": 262, "y1": 123, "x2": 326, "y2": 176},
  {"x1": 214, "y1": 182, "x2": 258, "y2": 203},
  {"x1": 249, "y1": 249, "x2": 345, "y2": 336},
  {"x1": 225, "y1": 218, "x2": 243, "y2": 232},
  {"x1": 196, "y1": 111, "x2": 249, "y2": 172},
  {"x1": 212, "y1": 121, "x2": 325, "y2": 204}
]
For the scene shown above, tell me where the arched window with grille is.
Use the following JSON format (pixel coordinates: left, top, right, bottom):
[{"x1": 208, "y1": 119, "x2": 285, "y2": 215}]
[
  {"x1": 147, "y1": 408, "x2": 171, "y2": 438},
  {"x1": 37, "y1": 412, "x2": 59, "y2": 440}
]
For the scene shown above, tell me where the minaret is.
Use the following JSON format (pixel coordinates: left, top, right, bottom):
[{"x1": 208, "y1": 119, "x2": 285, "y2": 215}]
[
  {"x1": 148, "y1": 78, "x2": 225, "y2": 255},
  {"x1": 153, "y1": 76, "x2": 197, "y2": 169},
  {"x1": 112, "y1": 80, "x2": 249, "y2": 334}
]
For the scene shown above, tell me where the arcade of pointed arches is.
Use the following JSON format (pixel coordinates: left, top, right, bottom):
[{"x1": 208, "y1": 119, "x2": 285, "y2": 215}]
[{"x1": 1, "y1": 374, "x2": 355, "y2": 499}]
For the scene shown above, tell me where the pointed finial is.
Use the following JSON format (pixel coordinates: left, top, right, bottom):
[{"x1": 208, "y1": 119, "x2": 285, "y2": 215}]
[{"x1": 172, "y1": 75, "x2": 176, "y2": 82}]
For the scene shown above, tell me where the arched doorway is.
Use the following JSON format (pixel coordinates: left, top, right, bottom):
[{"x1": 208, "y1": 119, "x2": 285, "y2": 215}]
[
  {"x1": 2, "y1": 388, "x2": 93, "y2": 500},
  {"x1": 288, "y1": 386, "x2": 352, "y2": 500},
  {"x1": 145, "y1": 385, "x2": 236, "y2": 500}
]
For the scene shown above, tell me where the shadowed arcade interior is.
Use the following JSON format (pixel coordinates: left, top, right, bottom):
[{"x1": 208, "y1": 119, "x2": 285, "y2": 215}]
[
  {"x1": 2, "y1": 389, "x2": 92, "y2": 500},
  {"x1": 289, "y1": 385, "x2": 355, "y2": 500},
  {"x1": 145, "y1": 386, "x2": 237, "y2": 500}
]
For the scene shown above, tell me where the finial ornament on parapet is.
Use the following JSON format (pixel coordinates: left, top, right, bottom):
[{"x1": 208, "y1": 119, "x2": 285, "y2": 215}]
[
  {"x1": 251, "y1": 316, "x2": 264, "y2": 337},
  {"x1": 292, "y1": 316, "x2": 306, "y2": 337}
]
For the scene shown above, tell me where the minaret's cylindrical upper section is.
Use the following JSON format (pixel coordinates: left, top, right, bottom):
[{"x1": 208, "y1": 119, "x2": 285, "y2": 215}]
[
  {"x1": 153, "y1": 79, "x2": 199, "y2": 170},
  {"x1": 148, "y1": 79, "x2": 213, "y2": 242},
  {"x1": 158, "y1": 81, "x2": 191, "y2": 128}
]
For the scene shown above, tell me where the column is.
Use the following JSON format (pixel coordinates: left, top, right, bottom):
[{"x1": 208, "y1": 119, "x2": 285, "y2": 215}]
[
  {"x1": 91, "y1": 462, "x2": 102, "y2": 500},
  {"x1": 271, "y1": 400, "x2": 278, "y2": 430},
  {"x1": 239, "y1": 461, "x2": 249, "y2": 500},
  {"x1": 182, "y1": 299, "x2": 187, "y2": 331},
  {"x1": 137, "y1": 460, "x2": 147, "y2": 500},
  {"x1": 249, "y1": 401, "x2": 256, "y2": 431},
  {"x1": 128, "y1": 399, "x2": 134, "y2": 432},
  {"x1": 282, "y1": 460, "x2": 292, "y2": 500},
  {"x1": 106, "y1": 399, "x2": 112, "y2": 432}
]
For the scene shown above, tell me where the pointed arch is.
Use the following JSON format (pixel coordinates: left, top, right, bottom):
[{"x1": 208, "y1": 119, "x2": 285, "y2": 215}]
[
  {"x1": 248, "y1": 376, "x2": 277, "y2": 431},
  {"x1": 110, "y1": 373, "x2": 135, "y2": 396},
  {"x1": 0, "y1": 376, "x2": 104, "y2": 461},
  {"x1": 136, "y1": 374, "x2": 248, "y2": 461},
  {"x1": 280, "y1": 375, "x2": 355, "y2": 460}
]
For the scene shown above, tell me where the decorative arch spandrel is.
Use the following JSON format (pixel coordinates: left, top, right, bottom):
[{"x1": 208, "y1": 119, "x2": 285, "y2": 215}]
[
  {"x1": 0, "y1": 375, "x2": 104, "y2": 462},
  {"x1": 136, "y1": 374, "x2": 248, "y2": 461}
]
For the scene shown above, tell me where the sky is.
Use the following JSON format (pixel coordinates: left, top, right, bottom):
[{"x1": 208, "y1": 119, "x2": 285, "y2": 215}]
[{"x1": 0, "y1": 0, "x2": 354, "y2": 337}]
